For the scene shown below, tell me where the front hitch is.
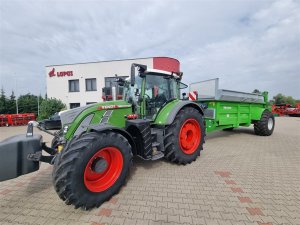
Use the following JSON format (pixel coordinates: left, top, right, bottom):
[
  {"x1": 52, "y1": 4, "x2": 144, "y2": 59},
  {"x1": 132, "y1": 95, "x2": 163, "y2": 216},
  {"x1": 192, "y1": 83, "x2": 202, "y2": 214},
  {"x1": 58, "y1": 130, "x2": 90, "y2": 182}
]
[{"x1": 28, "y1": 120, "x2": 60, "y2": 138}]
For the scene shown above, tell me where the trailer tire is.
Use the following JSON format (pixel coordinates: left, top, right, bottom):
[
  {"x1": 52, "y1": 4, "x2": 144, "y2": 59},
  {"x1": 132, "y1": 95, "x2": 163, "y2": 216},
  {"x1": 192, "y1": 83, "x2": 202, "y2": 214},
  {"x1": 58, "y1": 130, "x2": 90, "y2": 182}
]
[
  {"x1": 254, "y1": 110, "x2": 275, "y2": 136},
  {"x1": 164, "y1": 107, "x2": 205, "y2": 165},
  {"x1": 52, "y1": 131, "x2": 132, "y2": 210}
]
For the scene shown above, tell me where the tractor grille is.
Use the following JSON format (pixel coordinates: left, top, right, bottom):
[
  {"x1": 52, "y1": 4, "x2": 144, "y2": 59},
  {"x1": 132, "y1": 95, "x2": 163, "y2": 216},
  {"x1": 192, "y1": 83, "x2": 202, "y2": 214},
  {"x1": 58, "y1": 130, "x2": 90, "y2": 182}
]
[{"x1": 100, "y1": 110, "x2": 113, "y2": 124}]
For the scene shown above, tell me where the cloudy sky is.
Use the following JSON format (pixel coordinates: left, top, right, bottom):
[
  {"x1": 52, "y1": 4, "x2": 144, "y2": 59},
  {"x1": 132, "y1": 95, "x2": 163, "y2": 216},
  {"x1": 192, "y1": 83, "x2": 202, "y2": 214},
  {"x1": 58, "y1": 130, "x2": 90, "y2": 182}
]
[{"x1": 0, "y1": 0, "x2": 299, "y2": 99}]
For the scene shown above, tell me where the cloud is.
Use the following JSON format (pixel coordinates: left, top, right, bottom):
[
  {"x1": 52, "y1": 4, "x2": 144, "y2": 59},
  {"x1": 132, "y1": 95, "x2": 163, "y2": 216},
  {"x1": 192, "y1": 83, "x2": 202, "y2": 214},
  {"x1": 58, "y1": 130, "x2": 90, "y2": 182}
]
[
  {"x1": 181, "y1": 0, "x2": 300, "y2": 98},
  {"x1": 0, "y1": 0, "x2": 299, "y2": 99}
]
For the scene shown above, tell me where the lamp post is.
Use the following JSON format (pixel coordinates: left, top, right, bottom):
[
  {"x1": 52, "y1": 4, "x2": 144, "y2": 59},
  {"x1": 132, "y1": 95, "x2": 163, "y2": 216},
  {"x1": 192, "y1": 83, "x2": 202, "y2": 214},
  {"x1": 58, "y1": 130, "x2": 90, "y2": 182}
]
[{"x1": 15, "y1": 77, "x2": 18, "y2": 114}]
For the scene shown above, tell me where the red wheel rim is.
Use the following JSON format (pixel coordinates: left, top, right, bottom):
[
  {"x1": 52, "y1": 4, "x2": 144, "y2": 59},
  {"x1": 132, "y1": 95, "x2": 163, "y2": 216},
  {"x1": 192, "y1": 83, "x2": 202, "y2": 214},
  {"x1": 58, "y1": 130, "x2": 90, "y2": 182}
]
[
  {"x1": 84, "y1": 147, "x2": 123, "y2": 192},
  {"x1": 179, "y1": 118, "x2": 201, "y2": 154}
]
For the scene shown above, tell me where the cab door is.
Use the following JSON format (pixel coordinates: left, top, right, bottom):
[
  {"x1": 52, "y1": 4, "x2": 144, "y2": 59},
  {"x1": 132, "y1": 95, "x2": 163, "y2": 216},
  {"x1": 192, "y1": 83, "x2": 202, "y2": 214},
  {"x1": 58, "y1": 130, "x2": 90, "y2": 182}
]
[{"x1": 143, "y1": 75, "x2": 177, "y2": 120}]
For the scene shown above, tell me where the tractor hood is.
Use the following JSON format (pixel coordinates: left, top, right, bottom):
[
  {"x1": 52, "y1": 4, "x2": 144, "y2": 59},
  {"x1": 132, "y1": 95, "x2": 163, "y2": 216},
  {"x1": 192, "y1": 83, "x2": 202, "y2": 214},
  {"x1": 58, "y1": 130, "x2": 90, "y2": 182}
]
[
  {"x1": 59, "y1": 104, "x2": 93, "y2": 126},
  {"x1": 59, "y1": 101, "x2": 131, "y2": 127}
]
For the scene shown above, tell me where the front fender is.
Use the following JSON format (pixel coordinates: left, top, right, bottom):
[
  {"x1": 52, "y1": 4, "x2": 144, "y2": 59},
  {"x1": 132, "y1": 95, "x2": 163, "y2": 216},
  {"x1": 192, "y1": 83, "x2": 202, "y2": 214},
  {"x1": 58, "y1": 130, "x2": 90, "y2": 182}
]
[
  {"x1": 154, "y1": 100, "x2": 204, "y2": 125},
  {"x1": 88, "y1": 124, "x2": 137, "y2": 155}
]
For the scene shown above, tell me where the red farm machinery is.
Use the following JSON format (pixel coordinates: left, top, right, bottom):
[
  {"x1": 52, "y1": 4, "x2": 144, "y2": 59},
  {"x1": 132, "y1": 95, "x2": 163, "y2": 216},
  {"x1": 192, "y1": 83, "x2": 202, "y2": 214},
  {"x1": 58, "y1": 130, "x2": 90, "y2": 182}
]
[
  {"x1": 0, "y1": 113, "x2": 36, "y2": 127},
  {"x1": 272, "y1": 103, "x2": 300, "y2": 117}
]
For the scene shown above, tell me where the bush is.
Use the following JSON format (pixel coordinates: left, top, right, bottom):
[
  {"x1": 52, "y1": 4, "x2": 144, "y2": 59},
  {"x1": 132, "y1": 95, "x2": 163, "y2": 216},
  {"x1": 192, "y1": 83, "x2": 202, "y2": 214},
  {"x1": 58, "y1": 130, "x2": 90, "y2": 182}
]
[{"x1": 39, "y1": 98, "x2": 66, "y2": 120}]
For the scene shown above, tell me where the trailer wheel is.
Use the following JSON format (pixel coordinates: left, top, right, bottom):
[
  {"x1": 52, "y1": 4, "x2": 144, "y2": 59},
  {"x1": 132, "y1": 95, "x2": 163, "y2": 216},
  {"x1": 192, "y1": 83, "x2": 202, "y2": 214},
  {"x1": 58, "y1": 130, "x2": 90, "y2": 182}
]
[
  {"x1": 164, "y1": 107, "x2": 205, "y2": 165},
  {"x1": 254, "y1": 110, "x2": 275, "y2": 136},
  {"x1": 52, "y1": 131, "x2": 132, "y2": 209}
]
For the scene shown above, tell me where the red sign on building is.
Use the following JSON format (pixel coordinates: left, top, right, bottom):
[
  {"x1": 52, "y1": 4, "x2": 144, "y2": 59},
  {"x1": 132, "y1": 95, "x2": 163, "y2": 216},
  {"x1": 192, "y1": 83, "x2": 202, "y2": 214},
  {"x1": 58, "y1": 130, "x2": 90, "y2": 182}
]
[{"x1": 48, "y1": 68, "x2": 73, "y2": 77}]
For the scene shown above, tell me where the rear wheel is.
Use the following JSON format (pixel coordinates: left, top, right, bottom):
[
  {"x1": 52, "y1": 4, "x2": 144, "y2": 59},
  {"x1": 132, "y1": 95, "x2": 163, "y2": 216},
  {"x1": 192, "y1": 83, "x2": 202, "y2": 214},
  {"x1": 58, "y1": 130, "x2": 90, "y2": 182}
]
[
  {"x1": 52, "y1": 131, "x2": 132, "y2": 209},
  {"x1": 254, "y1": 110, "x2": 275, "y2": 136},
  {"x1": 164, "y1": 107, "x2": 205, "y2": 165}
]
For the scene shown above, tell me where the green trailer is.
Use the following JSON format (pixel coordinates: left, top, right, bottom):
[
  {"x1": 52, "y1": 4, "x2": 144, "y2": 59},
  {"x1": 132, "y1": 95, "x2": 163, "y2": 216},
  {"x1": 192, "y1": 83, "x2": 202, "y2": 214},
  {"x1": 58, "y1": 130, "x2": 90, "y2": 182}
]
[{"x1": 189, "y1": 78, "x2": 274, "y2": 135}]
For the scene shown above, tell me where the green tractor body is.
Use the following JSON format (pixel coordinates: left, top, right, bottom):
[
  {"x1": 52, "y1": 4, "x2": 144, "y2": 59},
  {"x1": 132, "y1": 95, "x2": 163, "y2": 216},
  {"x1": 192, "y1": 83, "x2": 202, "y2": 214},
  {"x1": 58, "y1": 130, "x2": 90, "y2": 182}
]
[{"x1": 0, "y1": 60, "x2": 275, "y2": 209}]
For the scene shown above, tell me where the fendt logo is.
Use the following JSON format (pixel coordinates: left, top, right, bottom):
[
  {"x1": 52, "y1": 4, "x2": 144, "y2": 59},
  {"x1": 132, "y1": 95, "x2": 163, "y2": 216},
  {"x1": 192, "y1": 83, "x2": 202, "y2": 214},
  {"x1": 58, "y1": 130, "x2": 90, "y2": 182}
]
[{"x1": 48, "y1": 68, "x2": 73, "y2": 78}]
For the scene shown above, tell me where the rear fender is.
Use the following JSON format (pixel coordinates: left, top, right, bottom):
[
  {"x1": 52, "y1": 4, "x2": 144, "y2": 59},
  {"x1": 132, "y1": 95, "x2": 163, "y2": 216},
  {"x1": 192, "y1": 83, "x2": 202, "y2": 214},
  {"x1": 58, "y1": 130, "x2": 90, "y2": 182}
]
[{"x1": 155, "y1": 101, "x2": 204, "y2": 125}]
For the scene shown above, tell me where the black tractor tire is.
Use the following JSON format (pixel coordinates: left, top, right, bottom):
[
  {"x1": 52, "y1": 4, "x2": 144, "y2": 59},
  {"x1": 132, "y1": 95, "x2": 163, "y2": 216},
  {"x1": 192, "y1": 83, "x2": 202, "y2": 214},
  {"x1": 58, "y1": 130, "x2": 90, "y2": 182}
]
[
  {"x1": 164, "y1": 107, "x2": 205, "y2": 165},
  {"x1": 254, "y1": 110, "x2": 275, "y2": 136},
  {"x1": 52, "y1": 131, "x2": 132, "y2": 209}
]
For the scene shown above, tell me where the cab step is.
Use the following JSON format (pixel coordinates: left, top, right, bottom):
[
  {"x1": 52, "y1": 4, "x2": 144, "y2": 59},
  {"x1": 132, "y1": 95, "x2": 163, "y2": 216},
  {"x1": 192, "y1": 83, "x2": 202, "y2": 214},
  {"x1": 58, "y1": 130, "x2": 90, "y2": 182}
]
[{"x1": 151, "y1": 151, "x2": 164, "y2": 160}]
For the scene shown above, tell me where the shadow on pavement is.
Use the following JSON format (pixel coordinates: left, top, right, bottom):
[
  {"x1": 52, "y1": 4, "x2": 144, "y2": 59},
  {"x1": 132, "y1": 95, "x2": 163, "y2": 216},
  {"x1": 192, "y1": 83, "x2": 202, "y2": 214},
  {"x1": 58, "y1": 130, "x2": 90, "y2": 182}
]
[{"x1": 206, "y1": 127, "x2": 255, "y2": 140}]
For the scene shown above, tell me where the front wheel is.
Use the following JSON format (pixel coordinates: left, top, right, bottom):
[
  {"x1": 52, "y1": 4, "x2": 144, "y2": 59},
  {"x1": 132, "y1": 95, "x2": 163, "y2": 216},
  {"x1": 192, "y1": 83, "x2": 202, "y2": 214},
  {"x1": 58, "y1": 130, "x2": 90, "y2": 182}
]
[
  {"x1": 52, "y1": 131, "x2": 132, "y2": 209},
  {"x1": 164, "y1": 107, "x2": 205, "y2": 165}
]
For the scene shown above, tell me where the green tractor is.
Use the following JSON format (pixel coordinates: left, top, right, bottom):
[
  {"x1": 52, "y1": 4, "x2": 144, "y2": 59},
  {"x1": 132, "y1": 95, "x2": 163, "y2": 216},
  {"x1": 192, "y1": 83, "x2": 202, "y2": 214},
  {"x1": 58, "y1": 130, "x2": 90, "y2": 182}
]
[{"x1": 0, "y1": 63, "x2": 206, "y2": 209}]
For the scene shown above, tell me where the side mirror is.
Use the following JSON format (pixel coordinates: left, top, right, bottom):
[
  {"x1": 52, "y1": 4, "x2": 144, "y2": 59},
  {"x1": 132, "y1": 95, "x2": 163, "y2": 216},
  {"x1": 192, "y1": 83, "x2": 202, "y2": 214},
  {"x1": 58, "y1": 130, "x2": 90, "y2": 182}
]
[
  {"x1": 130, "y1": 64, "x2": 136, "y2": 87},
  {"x1": 130, "y1": 63, "x2": 147, "y2": 87}
]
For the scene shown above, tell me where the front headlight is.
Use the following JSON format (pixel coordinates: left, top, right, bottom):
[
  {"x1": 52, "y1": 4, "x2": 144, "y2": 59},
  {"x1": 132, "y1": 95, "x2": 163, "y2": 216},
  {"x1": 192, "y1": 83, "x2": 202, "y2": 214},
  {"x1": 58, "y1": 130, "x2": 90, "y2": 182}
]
[{"x1": 63, "y1": 125, "x2": 69, "y2": 134}]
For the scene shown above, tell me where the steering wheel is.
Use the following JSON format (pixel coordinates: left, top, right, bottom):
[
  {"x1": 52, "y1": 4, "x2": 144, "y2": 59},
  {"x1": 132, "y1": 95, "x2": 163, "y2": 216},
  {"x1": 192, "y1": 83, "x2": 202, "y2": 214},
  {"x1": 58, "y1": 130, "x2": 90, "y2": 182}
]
[
  {"x1": 144, "y1": 94, "x2": 151, "y2": 100},
  {"x1": 144, "y1": 94, "x2": 156, "y2": 108}
]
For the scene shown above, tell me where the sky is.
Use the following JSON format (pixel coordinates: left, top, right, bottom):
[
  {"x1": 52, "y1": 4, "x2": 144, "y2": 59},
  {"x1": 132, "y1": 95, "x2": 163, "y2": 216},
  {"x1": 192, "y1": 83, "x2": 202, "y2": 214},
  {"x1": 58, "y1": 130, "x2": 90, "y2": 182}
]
[{"x1": 0, "y1": 0, "x2": 299, "y2": 99}]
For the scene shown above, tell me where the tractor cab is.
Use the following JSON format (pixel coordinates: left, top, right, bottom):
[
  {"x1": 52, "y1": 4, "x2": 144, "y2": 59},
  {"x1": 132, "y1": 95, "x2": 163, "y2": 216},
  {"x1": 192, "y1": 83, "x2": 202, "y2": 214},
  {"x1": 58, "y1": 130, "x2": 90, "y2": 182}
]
[{"x1": 121, "y1": 64, "x2": 184, "y2": 120}]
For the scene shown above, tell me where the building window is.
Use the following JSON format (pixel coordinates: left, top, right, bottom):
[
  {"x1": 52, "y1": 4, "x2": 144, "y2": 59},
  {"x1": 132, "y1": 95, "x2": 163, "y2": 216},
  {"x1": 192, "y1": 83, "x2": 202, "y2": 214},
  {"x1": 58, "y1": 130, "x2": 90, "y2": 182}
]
[
  {"x1": 105, "y1": 77, "x2": 116, "y2": 88},
  {"x1": 69, "y1": 79, "x2": 79, "y2": 92},
  {"x1": 70, "y1": 103, "x2": 80, "y2": 109},
  {"x1": 86, "y1": 102, "x2": 96, "y2": 105},
  {"x1": 104, "y1": 76, "x2": 128, "y2": 96},
  {"x1": 86, "y1": 78, "x2": 97, "y2": 91}
]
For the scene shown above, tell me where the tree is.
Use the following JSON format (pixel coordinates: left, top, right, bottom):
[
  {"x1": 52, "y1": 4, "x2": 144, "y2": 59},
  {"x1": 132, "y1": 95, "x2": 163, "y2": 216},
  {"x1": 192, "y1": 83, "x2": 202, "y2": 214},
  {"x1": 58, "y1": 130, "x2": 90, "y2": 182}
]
[
  {"x1": 273, "y1": 93, "x2": 285, "y2": 104},
  {"x1": 17, "y1": 93, "x2": 39, "y2": 114},
  {"x1": 285, "y1": 96, "x2": 296, "y2": 106},
  {"x1": 39, "y1": 98, "x2": 65, "y2": 120},
  {"x1": 7, "y1": 91, "x2": 16, "y2": 114},
  {"x1": 273, "y1": 93, "x2": 297, "y2": 106},
  {"x1": 0, "y1": 88, "x2": 8, "y2": 114}
]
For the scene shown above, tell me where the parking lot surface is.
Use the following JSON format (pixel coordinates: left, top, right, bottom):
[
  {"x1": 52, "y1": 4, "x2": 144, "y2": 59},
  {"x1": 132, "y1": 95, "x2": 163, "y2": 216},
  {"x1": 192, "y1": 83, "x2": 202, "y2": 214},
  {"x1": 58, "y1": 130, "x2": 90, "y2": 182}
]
[{"x1": 0, "y1": 117, "x2": 299, "y2": 225}]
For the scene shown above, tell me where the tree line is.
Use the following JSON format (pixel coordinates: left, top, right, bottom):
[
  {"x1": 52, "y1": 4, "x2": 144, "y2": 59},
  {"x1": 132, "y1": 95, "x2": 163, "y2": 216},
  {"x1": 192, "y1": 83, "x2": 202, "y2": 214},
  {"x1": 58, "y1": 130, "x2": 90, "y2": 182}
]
[
  {"x1": 252, "y1": 89, "x2": 300, "y2": 106},
  {"x1": 0, "y1": 88, "x2": 65, "y2": 120}
]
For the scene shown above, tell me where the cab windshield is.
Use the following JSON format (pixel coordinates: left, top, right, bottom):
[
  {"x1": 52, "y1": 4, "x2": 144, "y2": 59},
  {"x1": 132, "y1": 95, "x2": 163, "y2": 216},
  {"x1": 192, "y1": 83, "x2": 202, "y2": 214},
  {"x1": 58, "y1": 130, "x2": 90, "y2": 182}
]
[{"x1": 123, "y1": 74, "x2": 178, "y2": 119}]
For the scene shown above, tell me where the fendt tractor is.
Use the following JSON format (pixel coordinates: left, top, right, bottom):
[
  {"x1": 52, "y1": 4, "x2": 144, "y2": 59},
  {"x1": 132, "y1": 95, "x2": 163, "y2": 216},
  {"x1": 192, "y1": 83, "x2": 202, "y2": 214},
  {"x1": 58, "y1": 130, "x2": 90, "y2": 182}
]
[{"x1": 0, "y1": 57, "x2": 275, "y2": 209}]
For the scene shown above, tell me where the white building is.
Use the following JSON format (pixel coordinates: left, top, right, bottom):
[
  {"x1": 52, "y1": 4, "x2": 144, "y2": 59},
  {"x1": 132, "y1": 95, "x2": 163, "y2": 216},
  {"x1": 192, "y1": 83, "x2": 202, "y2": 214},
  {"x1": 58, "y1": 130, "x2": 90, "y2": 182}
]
[{"x1": 46, "y1": 57, "x2": 179, "y2": 109}]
